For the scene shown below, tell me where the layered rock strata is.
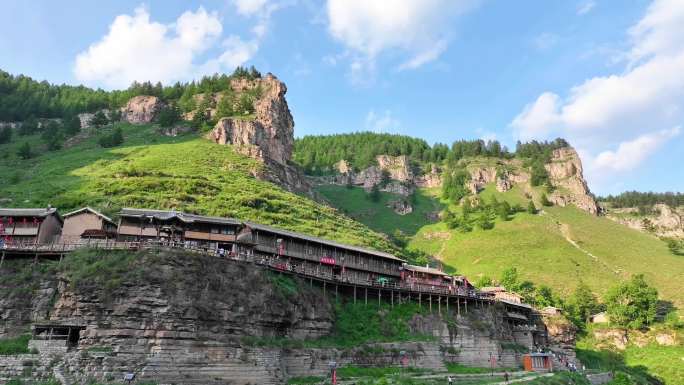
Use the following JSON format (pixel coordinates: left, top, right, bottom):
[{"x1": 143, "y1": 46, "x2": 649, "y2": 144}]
[{"x1": 0, "y1": 254, "x2": 562, "y2": 384}]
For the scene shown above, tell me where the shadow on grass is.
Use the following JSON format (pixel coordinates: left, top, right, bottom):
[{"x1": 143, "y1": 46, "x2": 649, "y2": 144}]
[{"x1": 576, "y1": 348, "x2": 663, "y2": 385}]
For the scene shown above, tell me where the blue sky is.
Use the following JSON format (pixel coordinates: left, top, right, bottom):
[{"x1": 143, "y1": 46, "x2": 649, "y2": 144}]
[{"x1": 1, "y1": 0, "x2": 683, "y2": 195}]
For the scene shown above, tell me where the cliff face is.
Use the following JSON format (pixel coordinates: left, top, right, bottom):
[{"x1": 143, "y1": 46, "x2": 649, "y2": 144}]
[
  {"x1": 121, "y1": 95, "x2": 164, "y2": 124},
  {"x1": 317, "y1": 147, "x2": 599, "y2": 215},
  {"x1": 0, "y1": 252, "x2": 558, "y2": 385},
  {"x1": 208, "y1": 75, "x2": 293, "y2": 166},
  {"x1": 207, "y1": 74, "x2": 310, "y2": 196},
  {"x1": 545, "y1": 148, "x2": 599, "y2": 214}
]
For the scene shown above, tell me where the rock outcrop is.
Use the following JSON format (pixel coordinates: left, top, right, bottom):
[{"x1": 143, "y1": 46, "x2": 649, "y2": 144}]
[
  {"x1": 322, "y1": 155, "x2": 417, "y2": 197},
  {"x1": 607, "y1": 204, "x2": 684, "y2": 238},
  {"x1": 208, "y1": 74, "x2": 293, "y2": 166},
  {"x1": 388, "y1": 199, "x2": 413, "y2": 215},
  {"x1": 416, "y1": 165, "x2": 442, "y2": 188},
  {"x1": 206, "y1": 74, "x2": 310, "y2": 195},
  {"x1": 121, "y1": 95, "x2": 164, "y2": 124},
  {"x1": 545, "y1": 148, "x2": 599, "y2": 214}
]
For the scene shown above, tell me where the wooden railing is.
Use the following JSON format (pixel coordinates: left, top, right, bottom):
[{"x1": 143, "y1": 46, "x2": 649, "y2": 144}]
[{"x1": 1, "y1": 241, "x2": 530, "y2": 310}]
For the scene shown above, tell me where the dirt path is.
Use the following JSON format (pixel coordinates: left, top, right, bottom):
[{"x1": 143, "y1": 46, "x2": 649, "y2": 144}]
[{"x1": 555, "y1": 220, "x2": 621, "y2": 276}]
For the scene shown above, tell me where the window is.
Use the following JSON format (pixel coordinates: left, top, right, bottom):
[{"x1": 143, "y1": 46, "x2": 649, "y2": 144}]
[
  {"x1": 221, "y1": 227, "x2": 235, "y2": 235},
  {"x1": 211, "y1": 228, "x2": 219, "y2": 234}
]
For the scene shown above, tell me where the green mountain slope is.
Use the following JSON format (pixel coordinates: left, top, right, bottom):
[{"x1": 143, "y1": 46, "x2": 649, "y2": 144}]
[
  {"x1": 0, "y1": 123, "x2": 394, "y2": 252},
  {"x1": 316, "y1": 183, "x2": 684, "y2": 310}
]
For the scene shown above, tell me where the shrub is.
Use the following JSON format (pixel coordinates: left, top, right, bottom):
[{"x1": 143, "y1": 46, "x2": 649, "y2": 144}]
[
  {"x1": 605, "y1": 274, "x2": 658, "y2": 329},
  {"x1": 17, "y1": 142, "x2": 32, "y2": 159},
  {"x1": 90, "y1": 111, "x2": 109, "y2": 128},
  {"x1": 98, "y1": 127, "x2": 124, "y2": 148},
  {"x1": 0, "y1": 334, "x2": 31, "y2": 355},
  {"x1": 540, "y1": 193, "x2": 552, "y2": 207},
  {"x1": 157, "y1": 105, "x2": 182, "y2": 127}
]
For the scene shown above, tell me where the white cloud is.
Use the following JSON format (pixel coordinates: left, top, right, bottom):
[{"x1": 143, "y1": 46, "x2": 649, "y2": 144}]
[
  {"x1": 326, "y1": 0, "x2": 477, "y2": 76},
  {"x1": 397, "y1": 40, "x2": 448, "y2": 71},
  {"x1": 511, "y1": 92, "x2": 562, "y2": 140},
  {"x1": 510, "y1": 0, "x2": 684, "y2": 185},
  {"x1": 365, "y1": 110, "x2": 401, "y2": 133},
  {"x1": 577, "y1": 1, "x2": 596, "y2": 15},
  {"x1": 233, "y1": 0, "x2": 269, "y2": 16},
  {"x1": 74, "y1": 6, "x2": 259, "y2": 89},
  {"x1": 593, "y1": 127, "x2": 680, "y2": 172}
]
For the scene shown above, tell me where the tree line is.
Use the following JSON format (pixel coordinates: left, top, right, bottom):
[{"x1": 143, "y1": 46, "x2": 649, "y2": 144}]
[
  {"x1": 294, "y1": 132, "x2": 571, "y2": 176},
  {"x1": 0, "y1": 66, "x2": 262, "y2": 122},
  {"x1": 600, "y1": 191, "x2": 684, "y2": 208}
]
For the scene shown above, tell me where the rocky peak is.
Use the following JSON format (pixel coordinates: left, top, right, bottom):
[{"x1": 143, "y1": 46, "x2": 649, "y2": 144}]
[
  {"x1": 208, "y1": 74, "x2": 293, "y2": 166},
  {"x1": 121, "y1": 95, "x2": 164, "y2": 124},
  {"x1": 545, "y1": 147, "x2": 599, "y2": 214},
  {"x1": 206, "y1": 74, "x2": 311, "y2": 196}
]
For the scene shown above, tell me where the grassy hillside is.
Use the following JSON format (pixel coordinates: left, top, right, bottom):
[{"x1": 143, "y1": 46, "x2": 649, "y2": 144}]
[
  {"x1": 0, "y1": 123, "x2": 395, "y2": 252},
  {"x1": 315, "y1": 185, "x2": 442, "y2": 236},
  {"x1": 318, "y1": 180, "x2": 684, "y2": 310}
]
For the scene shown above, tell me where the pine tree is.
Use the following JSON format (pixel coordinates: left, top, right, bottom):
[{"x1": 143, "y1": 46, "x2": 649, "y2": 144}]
[
  {"x1": 91, "y1": 111, "x2": 108, "y2": 128},
  {"x1": 540, "y1": 193, "x2": 552, "y2": 207}
]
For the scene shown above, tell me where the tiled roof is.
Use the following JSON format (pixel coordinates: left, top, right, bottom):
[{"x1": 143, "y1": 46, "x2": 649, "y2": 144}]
[
  {"x1": 404, "y1": 264, "x2": 450, "y2": 276},
  {"x1": 244, "y1": 222, "x2": 405, "y2": 263},
  {"x1": 0, "y1": 207, "x2": 58, "y2": 217},
  {"x1": 63, "y1": 207, "x2": 115, "y2": 225},
  {"x1": 120, "y1": 208, "x2": 241, "y2": 226}
]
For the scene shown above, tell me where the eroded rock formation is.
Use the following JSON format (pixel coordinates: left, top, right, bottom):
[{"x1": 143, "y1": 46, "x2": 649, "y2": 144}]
[
  {"x1": 0, "y1": 253, "x2": 556, "y2": 385},
  {"x1": 121, "y1": 95, "x2": 164, "y2": 124},
  {"x1": 607, "y1": 203, "x2": 684, "y2": 238},
  {"x1": 545, "y1": 148, "x2": 599, "y2": 215},
  {"x1": 208, "y1": 74, "x2": 293, "y2": 166},
  {"x1": 206, "y1": 74, "x2": 310, "y2": 195}
]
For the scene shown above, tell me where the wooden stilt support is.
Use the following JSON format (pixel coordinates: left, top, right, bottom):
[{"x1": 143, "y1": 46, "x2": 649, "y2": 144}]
[
  {"x1": 429, "y1": 294, "x2": 432, "y2": 312},
  {"x1": 457, "y1": 298, "x2": 460, "y2": 315},
  {"x1": 323, "y1": 281, "x2": 326, "y2": 296},
  {"x1": 354, "y1": 285, "x2": 357, "y2": 304},
  {"x1": 465, "y1": 299, "x2": 468, "y2": 313},
  {"x1": 0, "y1": 251, "x2": 5, "y2": 268},
  {"x1": 391, "y1": 290, "x2": 394, "y2": 307},
  {"x1": 419, "y1": 293, "x2": 421, "y2": 308},
  {"x1": 438, "y1": 296, "x2": 441, "y2": 314},
  {"x1": 335, "y1": 284, "x2": 338, "y2": 302},
  {"x1": 378, "y1": 289, "x2": 381, "y2": 307},
  {"x1": 365, "y1": 287, "x2": 368, "y2": 305},
  {"x1": 33, "y1": 253, "x2": 38, "y2": 265}
]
